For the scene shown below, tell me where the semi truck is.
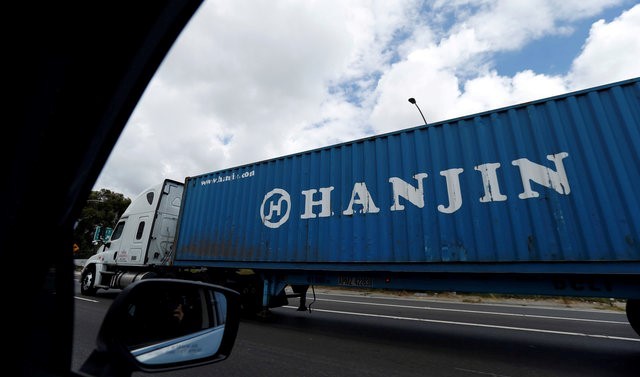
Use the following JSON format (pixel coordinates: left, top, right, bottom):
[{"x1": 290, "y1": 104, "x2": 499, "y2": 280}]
[{"x1": 81, "y1": 77, "x2": 640, "y2": 335}]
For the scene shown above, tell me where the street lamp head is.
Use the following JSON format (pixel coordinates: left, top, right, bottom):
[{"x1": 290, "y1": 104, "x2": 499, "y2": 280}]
[{"x1": 407, "y1": 97, "x2": 428, "y2": 125}]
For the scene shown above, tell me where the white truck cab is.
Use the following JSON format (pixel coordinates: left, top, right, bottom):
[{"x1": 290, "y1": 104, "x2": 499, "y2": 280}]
[{"x1": 81, "y1": 179, "x2": 184, "y2": 294}]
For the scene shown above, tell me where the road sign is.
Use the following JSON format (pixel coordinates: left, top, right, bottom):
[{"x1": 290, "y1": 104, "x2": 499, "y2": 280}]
[
  {"x1": 93, "y1": 226, "x2": 102, "y2": 242},
  {"x1": 93, "y1": 226, "x2": 113, "y2": 243},
  {"x1": 104, "y1": 227, "x2": 113, "y2": 240}
]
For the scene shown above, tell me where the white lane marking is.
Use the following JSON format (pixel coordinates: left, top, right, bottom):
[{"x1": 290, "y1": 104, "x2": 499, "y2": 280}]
[
  {"x1": 74, "y1": 278, "x2": 100, "y2": 302},
  {"x1": 308, "y1": 292, "x2": 627, "y2": 314},
  {"x1": 74, "y1": 296, "x2": 99, "y2": 303},
  {"x1": 454, "y1": 367, "x2": 512, "y2": 377},
  {"x1": 283, "y1": 306, "x2": 640, "y2": 342},
  {"x1": 306, "y1": 298, "x2": 628, "y2": 324}
]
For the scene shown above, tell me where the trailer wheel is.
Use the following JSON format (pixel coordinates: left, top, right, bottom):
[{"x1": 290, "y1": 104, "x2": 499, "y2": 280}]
[
  {"x1": 80, "y1": 265, "x2": 97, "y2": 296},
  {"x1": 626, "y1": 299, "x2": 640, "y2": 337}
]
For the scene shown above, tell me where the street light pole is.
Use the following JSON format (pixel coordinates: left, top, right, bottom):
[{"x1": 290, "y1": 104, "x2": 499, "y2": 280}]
[{"x1": 408, "y1": 98, "x2": 428, "y2": 126}]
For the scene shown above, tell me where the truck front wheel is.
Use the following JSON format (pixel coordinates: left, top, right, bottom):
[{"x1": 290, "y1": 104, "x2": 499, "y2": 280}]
[
  {"x1": 80, "y1": 266, "x2": 97, "y2": 296},
  {"x1": 626, "y1": 299, "x2": 640, "y2": 337}
]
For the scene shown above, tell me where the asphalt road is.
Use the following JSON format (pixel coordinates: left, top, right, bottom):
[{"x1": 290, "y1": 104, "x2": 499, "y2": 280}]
[{"x1": 72, "y1": 279, "x2": 639, "y2": 377}]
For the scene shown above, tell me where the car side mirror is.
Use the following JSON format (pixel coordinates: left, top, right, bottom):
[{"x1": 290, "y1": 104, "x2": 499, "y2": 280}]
[{"x1": 79, "y1": 279, "x2": 240, "y2": 376}]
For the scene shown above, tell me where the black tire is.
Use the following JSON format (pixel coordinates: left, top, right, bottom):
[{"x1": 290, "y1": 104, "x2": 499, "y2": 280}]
[
  {"x1": 626, "y1": 299, "x2": 640, "y2": 337},
  {"x1": 80, "y1": 266, "x2": 97, "y2": 296}
]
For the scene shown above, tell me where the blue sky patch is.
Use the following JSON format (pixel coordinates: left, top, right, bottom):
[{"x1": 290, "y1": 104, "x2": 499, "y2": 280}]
[{"x1": 493, "y1": 5, "x2": 632, "y2": 77}]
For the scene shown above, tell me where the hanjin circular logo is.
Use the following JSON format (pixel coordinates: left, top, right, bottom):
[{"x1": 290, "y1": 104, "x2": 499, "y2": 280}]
[{"x1": 260, "y1": 188, "x2": 291, "y2": 228}]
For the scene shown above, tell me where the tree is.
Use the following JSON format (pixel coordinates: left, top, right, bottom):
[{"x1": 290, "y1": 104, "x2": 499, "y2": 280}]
[{"x1": 73, "y1": 189, "x2": 131, "y2": 259}]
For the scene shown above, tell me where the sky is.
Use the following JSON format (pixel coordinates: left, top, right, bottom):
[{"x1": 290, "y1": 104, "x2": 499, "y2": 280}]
[{"x1": 93, "y1": 0, "x2": 640, "y2": 200}]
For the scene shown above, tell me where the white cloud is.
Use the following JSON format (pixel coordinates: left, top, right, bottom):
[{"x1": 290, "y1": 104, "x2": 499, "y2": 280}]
[
  {"x1": 93, "y1": 0, "x2": 639, "y2": 200},
  {"x1": 370, "y1": 1, "x2": 637, "y2": 133},
  {"x1": 456, "y1": 70, "x2": 567, "y2": 115},
  {"x1": 432, "y1": 0, "x2": 624, "y2": 51},
  {"x1": 370, "y1": 58, "x2": 462, "y2": 132},
  {"x1": 568, "y1": 4, "x2": 640, "y2": 89},
  {"x1": 95, "y1": 0, "x2": 421, "y2": 198}
]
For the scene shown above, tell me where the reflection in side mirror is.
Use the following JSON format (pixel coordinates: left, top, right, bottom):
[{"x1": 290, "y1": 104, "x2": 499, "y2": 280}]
[
  {"x1": 126, "y1": 286, "x2": 228, "y2": 365},
  {"x1": 131, "y1": 322, "x2": 225, "y2": 365},
  {"x1": 80, "y1": 279, "x2": 240, "y2": 376}
]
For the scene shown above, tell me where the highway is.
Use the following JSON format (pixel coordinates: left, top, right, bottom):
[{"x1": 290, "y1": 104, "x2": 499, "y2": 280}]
[{"x1": 71, "y1": 278, "x2": 639, "y2": 377}]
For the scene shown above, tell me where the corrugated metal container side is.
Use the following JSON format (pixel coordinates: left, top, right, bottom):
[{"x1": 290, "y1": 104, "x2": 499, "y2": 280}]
[{"x1": 174, "y1": 78, "x2": 640, "y2": 271}]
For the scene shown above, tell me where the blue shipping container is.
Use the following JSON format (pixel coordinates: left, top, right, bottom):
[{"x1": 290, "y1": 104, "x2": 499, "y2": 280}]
[{"x1": 174, "y1": 78, "x2": 640, "y2": 274}]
